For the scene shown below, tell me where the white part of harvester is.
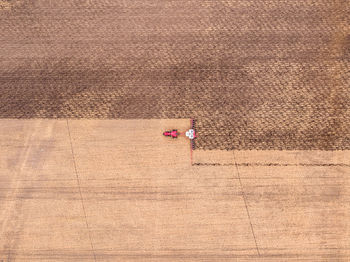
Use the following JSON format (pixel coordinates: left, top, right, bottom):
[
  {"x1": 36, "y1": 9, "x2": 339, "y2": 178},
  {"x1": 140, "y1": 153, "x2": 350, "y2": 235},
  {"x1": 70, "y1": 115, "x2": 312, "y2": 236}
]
[{"x1": 186, "y1": 129, "x2": 195, "y2": 140}]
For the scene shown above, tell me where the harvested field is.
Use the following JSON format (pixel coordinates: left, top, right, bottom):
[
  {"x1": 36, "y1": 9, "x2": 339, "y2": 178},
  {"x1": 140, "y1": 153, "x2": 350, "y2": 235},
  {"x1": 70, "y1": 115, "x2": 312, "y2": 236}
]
[
  {"x1": 1, "y1": 1, "x2": 350, "y2": 150},
  {"x1": 0, "y1": 119, "x2": 349, "y2": 261}
]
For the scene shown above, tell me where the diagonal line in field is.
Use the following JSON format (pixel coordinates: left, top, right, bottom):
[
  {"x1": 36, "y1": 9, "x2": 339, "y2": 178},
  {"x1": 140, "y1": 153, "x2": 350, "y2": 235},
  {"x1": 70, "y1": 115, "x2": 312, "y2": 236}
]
[
  {"x1": 232, "y1": 151, "x2": 260, "y2": 256},
  {"x1": 66, "y1": 119, "x2": 97, "y2": 262}
]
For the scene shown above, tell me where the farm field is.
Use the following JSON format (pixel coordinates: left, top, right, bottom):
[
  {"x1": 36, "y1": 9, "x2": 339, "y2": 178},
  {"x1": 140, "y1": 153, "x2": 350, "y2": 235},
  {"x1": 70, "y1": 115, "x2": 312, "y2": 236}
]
[
  {"x1": 1, "y1": 0, "x2": 349, "y2": 150},
  {"x1": 0, "y1": 119, "x2": 349, "y2": 261},
  {"x1": 1, "y1": 0, "x2": 349, "y2": 260}
]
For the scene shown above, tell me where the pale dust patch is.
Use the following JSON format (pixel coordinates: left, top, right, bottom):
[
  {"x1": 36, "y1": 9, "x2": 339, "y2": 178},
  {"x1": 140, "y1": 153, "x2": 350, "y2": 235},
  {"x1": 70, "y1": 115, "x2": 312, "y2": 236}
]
[
  {"x1": 0, "y1": 0, "x2": 11, "y2": 10},
  {"x1": 0, "y1": 0, "x2": 21, "y2": 10}
]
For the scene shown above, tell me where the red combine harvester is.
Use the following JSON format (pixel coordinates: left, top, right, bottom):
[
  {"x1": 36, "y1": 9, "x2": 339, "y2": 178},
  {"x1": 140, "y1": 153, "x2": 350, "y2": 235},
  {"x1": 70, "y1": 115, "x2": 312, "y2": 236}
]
[
  {"x1": 163, "y1": 120, "x2": 196, "y2": 151},
  {"x1": 163, "y1": 128, "x2": 196, "y2": 140},
  {"x1": 163, "y1": 129, "x2": 179, "y2": 138}
]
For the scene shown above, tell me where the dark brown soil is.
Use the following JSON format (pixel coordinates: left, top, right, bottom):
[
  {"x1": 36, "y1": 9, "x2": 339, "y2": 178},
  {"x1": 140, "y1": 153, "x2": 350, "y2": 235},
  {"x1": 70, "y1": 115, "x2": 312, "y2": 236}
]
[{"x1": 1, "y1": 0, "x2": 349, "y2": 150}]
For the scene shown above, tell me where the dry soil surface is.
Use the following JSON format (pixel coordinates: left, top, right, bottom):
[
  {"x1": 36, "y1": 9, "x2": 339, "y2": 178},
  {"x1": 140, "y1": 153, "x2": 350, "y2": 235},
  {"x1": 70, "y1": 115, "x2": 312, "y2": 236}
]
[{"x1": 0, "y1": 119, "x2": 349, "y2": 261}]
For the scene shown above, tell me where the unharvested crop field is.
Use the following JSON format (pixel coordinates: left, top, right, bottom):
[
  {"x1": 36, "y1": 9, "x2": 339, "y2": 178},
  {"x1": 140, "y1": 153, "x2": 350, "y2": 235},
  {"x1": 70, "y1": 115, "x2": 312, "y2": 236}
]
[
  {"x1": 1, "y1": 0, "x2": 349, "y2": 150},
  {"x1": 1, "y1": 1, "x2": 350, "y2": 261}
]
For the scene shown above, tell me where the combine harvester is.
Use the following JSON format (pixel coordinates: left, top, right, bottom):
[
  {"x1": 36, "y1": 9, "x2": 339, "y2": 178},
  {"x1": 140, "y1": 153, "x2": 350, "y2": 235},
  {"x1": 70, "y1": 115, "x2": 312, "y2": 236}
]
[{"x1": 163, "y1": 120, "x2": 196, "y2": 149}]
